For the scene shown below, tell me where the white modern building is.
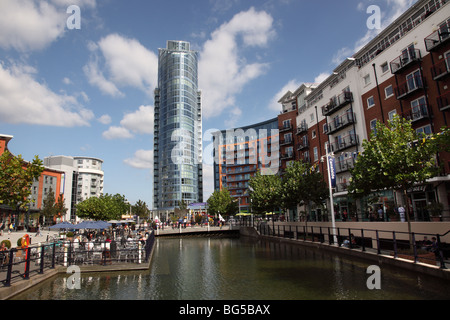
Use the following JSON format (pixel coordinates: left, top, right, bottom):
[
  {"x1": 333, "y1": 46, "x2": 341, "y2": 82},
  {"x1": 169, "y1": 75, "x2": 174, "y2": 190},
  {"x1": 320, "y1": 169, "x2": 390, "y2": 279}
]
[{"x1": 44, "y1": 156, "x2": 104, "y2": 222}]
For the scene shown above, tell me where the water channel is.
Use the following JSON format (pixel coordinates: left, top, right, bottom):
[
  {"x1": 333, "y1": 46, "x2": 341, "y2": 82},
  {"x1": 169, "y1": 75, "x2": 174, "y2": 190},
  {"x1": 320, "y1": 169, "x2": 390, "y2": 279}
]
[{"x1": 11, "y1": 236, "x2": 450, "y2": 300}]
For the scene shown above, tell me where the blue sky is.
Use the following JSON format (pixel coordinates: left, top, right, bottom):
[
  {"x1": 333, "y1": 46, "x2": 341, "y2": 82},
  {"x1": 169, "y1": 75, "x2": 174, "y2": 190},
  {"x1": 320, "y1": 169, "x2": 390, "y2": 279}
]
[{"x1": 0, "y1": 0, "x2": 416, "y2": 208}]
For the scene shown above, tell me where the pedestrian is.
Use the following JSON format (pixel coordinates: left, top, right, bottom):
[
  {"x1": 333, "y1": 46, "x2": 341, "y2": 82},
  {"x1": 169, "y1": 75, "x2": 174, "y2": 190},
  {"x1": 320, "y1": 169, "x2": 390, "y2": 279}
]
[
  {"x1": 35, "y1": 224, "x2": 41, "y2": 237},
  {"x1": 377, "y1": 206, "x2": 384, "y2": 221},
  {"x1": 398, "y1": 206, "x2": 406, "y2": 222},
  {"x1": 8, "y1": 223, "x2": 13, "y2": 234}
]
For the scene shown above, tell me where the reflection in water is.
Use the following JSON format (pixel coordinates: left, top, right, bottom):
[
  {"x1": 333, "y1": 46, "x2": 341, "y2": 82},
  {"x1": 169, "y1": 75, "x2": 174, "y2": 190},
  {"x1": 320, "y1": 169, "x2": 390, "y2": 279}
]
[{"x1": 11, "y1": 237, "x2": 450, "y2": 300}]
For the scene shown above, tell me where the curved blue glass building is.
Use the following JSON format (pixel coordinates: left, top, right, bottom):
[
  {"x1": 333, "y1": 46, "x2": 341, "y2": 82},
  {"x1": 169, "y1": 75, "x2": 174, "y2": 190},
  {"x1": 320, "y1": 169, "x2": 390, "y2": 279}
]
[{"x1": 153, "y1": 41, "x2": 203, "y2": 211}]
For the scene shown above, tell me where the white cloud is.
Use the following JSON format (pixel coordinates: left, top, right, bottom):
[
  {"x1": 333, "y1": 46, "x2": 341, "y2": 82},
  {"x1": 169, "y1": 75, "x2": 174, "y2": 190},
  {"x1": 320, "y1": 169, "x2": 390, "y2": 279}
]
[
  {"x1": 97, "y1": 114, "x2": 112, "y2": 125},
  {"x1": 0, "y1": 62, "x2": 93, "y2": 127},
  {"x1": 120, "y1": 105, "x2": 154, "y2": 135},
  {"x1": 267, "y1": 79, "x2": 302, "y2": 112},
  {"x1": 332, "y1": 0, "x2": 417, "y2": 65},
  {"x1": 199, "y1": 7, "x2": 275, "y2": 119},
  {"x1": 83, "y1": 59, "x2": 124, "y2": 98},
  {"x1": 314, "y1": 72, "x2": 330, "y2": 84},
  {"x1": 102, "y1": 126, "x2": 133, "y2": 140},
  {"x1": 103, "y1": 105, "x2": 154, "y2": 140},
  {"x1": 124, "y1": 149, "x2": 153, "y2": 170},
  {"x1": 50, "y1": 0, "x2": 96, "y2": 8},
  {"x1": 85, "y1": 34, "x2": 158, "y2": 97},
  {"x1": 0, "y1": 0, "x2": 66, "y2": 52},
  {"x1": 202, "y1": 163, "x2": 215, "y2": 201}
]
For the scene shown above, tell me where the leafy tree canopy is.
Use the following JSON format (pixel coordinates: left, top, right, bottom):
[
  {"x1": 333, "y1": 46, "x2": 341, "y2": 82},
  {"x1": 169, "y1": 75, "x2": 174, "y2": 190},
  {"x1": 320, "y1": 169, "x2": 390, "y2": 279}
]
[
  {"x1": 76, "y1": 193, "x2": 129, "y2": 221},
  {"x1": 248, "y1": 172, "x2": 282, "y2": 214},
  {"x1": 0, "y1": 150, "x2": 44, "y2": 209},
  {"x1": 281, "y1": 160, "x2": 328, "y2": 209},
  {"x1": 207, "y1": 188, "x2": 237, "y2": 216},
  {"x1": 349, "y1": 115, "x2": 443, "y2": 197}
]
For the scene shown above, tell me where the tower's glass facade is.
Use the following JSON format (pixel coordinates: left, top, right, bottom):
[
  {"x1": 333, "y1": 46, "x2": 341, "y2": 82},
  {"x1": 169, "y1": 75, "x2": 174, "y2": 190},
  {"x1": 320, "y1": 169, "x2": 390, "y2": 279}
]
[{"x1": 154, "y1": 41, "x2": 203, "y2": 211}]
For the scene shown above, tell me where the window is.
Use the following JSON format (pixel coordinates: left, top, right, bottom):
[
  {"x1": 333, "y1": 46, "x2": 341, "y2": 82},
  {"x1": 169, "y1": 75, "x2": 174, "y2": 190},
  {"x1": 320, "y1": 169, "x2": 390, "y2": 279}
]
[
  {"x1": 381, "y1": 62, "x2": 389, "y2": 73},
  {"x1": 367, "y1": 96, "x2": 375, "y2": 108},
  {"x1": 416, "y1": 125, "x2": 432, "y2": 136},
  {"x1": 323, "y1": 123, "x2": 328, "y2": 133},
  {"x1": 282, "y1": 119, "x2": 291, "y2": 129},
  {"x1": 406, "y1": 69, "x2": 422, "y2": 92},
  {"x1": 364, "y1": 74, "x2": 371, "y2": 85},
  {"x1": 284, "y1": 133, "x2": 292, "y2": 143},
  {"x1": 385, "y1": 85, "x2": 394, "y2": 98},
  {"x1": 286, "y1": 146, "x2": 293, "y2": 157},
  {"x1": 388, "y1": 110, "x2": 397, "y2": 120},
  {"x1": 313, "y1": 147, "x2": 318, "y2": 162},
  {"x1": 370, "y1": 119, "x2": 377, "y2": 133},
  {"x1": 445, "y1": 51, "x2": 450, "y2": 72},
  {"x1": 411, "y1": 96, "x2": 427, "y2": 120},
  {"x1": 312, "y1": 130, "x2": 316, "y2": 139}
]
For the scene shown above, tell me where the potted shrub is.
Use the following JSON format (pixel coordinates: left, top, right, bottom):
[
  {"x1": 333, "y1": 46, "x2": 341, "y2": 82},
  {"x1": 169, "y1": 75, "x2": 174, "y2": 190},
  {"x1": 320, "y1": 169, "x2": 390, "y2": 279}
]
[
  {"x1": 427, "y1": 202, "x2": 443, "y2": 222},
  {"x1": 1, "y1": 240, "x2": 11, "y2": 249}
]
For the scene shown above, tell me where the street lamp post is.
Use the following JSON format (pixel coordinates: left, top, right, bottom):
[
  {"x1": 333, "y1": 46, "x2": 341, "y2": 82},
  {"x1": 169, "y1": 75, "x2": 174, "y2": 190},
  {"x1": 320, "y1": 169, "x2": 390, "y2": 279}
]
[{"x1": 322, "y1": 152, "x2": 338, "y2": 245}]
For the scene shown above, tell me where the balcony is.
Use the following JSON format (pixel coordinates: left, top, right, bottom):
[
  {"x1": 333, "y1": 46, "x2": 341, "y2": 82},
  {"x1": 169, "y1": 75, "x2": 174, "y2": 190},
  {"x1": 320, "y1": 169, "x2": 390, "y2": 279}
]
[
  {"x1": 425, "y1": 27, "x2": 450, "y2": 52},
  {"x1": 336, "y1": 182, "x2": 350, "y2": 193},
  {"x1": 408, "y1": 104, "x2": 429, "y2": 122},
  {"x1": 280, "y1": 138, "x2": 293, "y2": 146},
  {"x1": 281, "y1": 151, "x2": 294, "y2": 160},
  {"x1": 279, "y1": 124, "x2": 293, "y2": 133},
  {"x1": 390, "y1": 49, "x2": 421, "y2": 74},
  {"x1": 296, "y1": 123, "x2": 308, "y2": 135},
  {"x1": 330, "y1": 134, "x2": 359, "y2": 152},
  {"x1": 335, "y1": 158, "x2": 355, "y2": 174},
  {"x1": 431, "y1": 56, "x2": 450, "y2": 81},
  {"x1": 297, "y1": 141, "x2": 309, "y2": 151},
  {"x1": 326, "y1": 112, "x2": 356, "y2": 135},
  {"x1": 437, "y1": 91, "x2": 450, "y2": 111},
  {"x1": 321, "y1": 91, "x2": 353, "y2": 117},
  {"x1": 395, "y1": 74, "x2": 424, "y2": 100}
]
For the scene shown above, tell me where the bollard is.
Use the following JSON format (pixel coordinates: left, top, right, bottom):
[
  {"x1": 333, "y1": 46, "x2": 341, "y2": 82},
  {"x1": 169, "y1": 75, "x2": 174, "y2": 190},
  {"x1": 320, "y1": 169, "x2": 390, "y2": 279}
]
[
  {"x1": 4, "y1": 249, "x2": 15, "y2": 287},
  {"x1": 39, "y1": 244, "x2": 45, "y2": 274}
]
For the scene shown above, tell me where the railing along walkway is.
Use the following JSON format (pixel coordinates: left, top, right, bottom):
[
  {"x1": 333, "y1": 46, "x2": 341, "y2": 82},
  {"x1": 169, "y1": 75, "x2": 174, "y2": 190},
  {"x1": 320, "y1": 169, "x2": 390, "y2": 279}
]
[
  {"x1": 0, "y1": 231, "x2": 155, "y2": 287},
  {"x1": 254, "y1": 221, "x2": 449, "y2": 269}
]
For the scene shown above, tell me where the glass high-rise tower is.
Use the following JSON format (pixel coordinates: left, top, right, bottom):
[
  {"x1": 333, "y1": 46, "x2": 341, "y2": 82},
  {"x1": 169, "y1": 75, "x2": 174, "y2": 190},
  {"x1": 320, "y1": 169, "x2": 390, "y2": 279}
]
[{"x1": 153, "y1": 41, "x2": 203, "y2": 211}]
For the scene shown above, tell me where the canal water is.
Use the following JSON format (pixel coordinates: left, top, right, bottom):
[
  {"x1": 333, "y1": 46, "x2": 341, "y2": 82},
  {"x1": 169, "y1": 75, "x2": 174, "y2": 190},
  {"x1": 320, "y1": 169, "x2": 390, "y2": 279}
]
[{"x1": 11, "y1": 236, "x2": 450, "y2": 300}]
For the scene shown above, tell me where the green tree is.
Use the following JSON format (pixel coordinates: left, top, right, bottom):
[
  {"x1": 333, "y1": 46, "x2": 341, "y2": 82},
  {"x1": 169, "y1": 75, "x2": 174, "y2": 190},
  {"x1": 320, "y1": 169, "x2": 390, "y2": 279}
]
[
  {"x1": 248, "y1": 172, "x2": 282, "y2": 214},
  {"x1": 76, "y1": 193, "x2": 129, "y2": 221},
  {"x1": 0, "y1": 150, "x2": 44, "y2": 210},
  {"x1": 41, "y1": 188, "x2": 67, "y2": 225},
  {"x1": 174, "y1": 199, "x2": 189, "y2": 217},
  {"x1": 132, "y1": 200, "x2": 150, "y2": 221},
  {"x1": 282, "y1": 160, "x2": 328, "y2": 212},
  {"x1": 207, "y1": 188, "x2": 236, "y2": 216},
  {"x1": 349, "y1": 116, "x2": 445, "y2": 240}
]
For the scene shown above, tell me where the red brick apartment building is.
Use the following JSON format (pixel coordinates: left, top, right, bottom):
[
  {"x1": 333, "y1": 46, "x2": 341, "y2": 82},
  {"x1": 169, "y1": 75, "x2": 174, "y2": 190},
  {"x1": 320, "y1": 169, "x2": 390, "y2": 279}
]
[
  {"x1": 277, "y1": 0, "x2": 450, "y2": 221},
  {"x1": 0, "y1": 134, "x2": 64, "y2": 230}
]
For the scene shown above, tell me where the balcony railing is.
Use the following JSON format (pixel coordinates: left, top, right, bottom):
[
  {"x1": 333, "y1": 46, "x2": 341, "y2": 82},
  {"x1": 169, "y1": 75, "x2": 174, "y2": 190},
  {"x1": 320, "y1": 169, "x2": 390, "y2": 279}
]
[
  {"x1": 297, "y1": 141, "x2": 309, "y2": 151},
  {"x1": 408, "y1": 103, "x2": 429, "y2": 122},
  {"x1": 326, "y1": 112, "x2": 356, "y2": 135},
  {"x1": 336, "y1": 181, "x2": 350, "y2": 193},
  {"x1": 395, "y1": 74, "x2": 424, "y2": 100},
  {"x1": 330, "y1": 134, "x2": 359, "y2": 152},
  {"x1": 280, "y1": 138, "x2": 293, "y2": 146},
  {"x1": 281, "y1": 152, "x2": 294, "y2": 160},
  {"x1": 425, "y1": 26, "x2": 450, "y2": 52},
  {"x1": 296, "y1": 123, "x2": 308, "y2": 135},
  {"x1": 335, "y1": 158, "x2": 355, "y2": 174},
  {"x1": 390, "y1": 48, "x2": 421, "y2": 74},
  {"x1": 279, "y1": 124, "x2": 293, "y2": 133},
  {"x1": 437, "y1": 91, "x2": 450, "y2": 111},
  {"x1": 431, "y1": 56, "x2": 450, "y2": 81},
  {"x1": 322, "y1": 91, "x2": 353, "y2": 116}
]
